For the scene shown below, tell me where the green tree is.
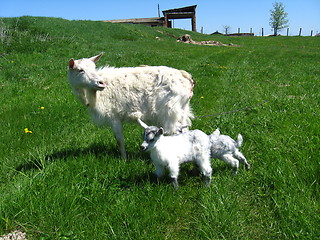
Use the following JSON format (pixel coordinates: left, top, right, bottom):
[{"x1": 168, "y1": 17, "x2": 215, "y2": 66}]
[{"x1": 269, "y1": 2, "x2": 289, "y2": 35}]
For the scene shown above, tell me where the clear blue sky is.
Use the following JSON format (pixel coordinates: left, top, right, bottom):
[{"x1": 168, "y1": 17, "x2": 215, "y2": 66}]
[{"x1": 1, "y1": 0, "x2": 319, "y2": 36}]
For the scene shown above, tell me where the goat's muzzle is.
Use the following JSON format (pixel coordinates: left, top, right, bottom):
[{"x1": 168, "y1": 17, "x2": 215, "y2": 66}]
[
  {"x1": 141, "y1": 142, "x2": 148, "y2": 151},
  {"x1": 141, "y1": 145, "x2": 147, "y2": 151}
]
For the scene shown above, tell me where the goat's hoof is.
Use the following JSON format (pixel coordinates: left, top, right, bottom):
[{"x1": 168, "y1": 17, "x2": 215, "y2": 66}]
[
  {"x1": 204, "y1": 178, "x2": 211, "y2": 187},
  {"x1": 171, "y1": 179, "x2": 179, "y2": 190}
]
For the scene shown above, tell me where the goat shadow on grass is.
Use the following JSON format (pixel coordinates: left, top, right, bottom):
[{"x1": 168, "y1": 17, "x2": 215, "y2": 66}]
[
  {"x1": 118, "y1": 163, "x2": 233, "y2": 190},
  {"x1": 15, "y1": 143, "x2": 147, "y2": 172}
]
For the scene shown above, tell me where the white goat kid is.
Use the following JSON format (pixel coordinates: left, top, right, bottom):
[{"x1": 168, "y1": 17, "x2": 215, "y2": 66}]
[
  {"x1": 139, "y1": 119, "x2": 212, "y2": 189},
  {"x1": 68, "y1": 53, "x2": 194, "y2": 159},
  {"x1": 209, "y1": 129, "x2": 250, "y2": 174}
]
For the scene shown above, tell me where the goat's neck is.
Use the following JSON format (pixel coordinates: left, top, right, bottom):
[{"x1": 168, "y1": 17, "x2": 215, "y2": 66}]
[
  {"x1": 86, "y1": 89, "x2": 97, "y2": 108},
  {"x1": 150, "y1": 136, "x2": 165, "y2": 153},
  {"x1": 76, "y1": 88, "x2": 97, "y2": 108}
]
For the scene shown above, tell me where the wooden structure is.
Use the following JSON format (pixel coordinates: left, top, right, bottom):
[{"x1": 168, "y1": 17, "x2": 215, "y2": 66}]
[
  {"x1": 162, "y1": 5, "x2": 197, "y2": 32},
  {"x1": 104, "y1": 17, "x2": 164, "y2": 27},
  {"x1": 104, "y1": 5, "x2": 197, "y2": 31}
]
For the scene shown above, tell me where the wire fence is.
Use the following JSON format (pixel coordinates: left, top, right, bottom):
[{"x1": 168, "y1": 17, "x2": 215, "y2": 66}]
[{"x1": 206, "y1": 27, "x2": 319, "y2": 37}]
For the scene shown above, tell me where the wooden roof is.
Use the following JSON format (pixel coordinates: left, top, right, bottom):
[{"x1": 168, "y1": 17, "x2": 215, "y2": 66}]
[
  {"x1": 162, "y1": 5, "x2": 197, "y2": 19},
  {"x1": 104, "y1": 17, "x2": 164, "y2": 24},
  {"x1": 162, "y1": 5, "x2": 197, "y2": 14}
]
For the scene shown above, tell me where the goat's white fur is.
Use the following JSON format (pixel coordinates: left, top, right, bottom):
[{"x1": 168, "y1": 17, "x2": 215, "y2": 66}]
[
  {"x1": 68, "y1": 53, "x2": 194, "y2": 159},
  {"x1": 139, "y1": 120, "x2": 212, "y2": 188},
  {"x1": 209, "y1": 128, "x2": 250, "y2": 174}
]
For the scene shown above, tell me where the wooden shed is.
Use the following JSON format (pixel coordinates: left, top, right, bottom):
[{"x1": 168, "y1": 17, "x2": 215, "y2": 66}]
[{"x1": 162, "y1": 5, "x2": 197, "y2": 32}]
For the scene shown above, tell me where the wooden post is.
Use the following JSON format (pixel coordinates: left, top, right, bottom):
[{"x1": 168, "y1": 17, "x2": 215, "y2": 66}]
[
  {"x1": 158, "y1": 4, "x2": 160, "y2": 18},
  {"x1": 250, "y1": 28, "x2": 252, "y2": 34},
  {"x1": 299, "y1": 28, "x2": 302, "y2": 36},
  {"x1": 201, "y1": 27, "x2": 203, "y2": 34},
  {"x1": 262, "y1": 28, "x2": 264, "y2": 36},
  {"x1": 238, "y1": 28, "x2": 240, "y2": 34},
  {"x1": 287, "y1": 28, "x2": 289, "y2": 36},
  {"x1": 164, "y1": 14, "x2": 168, "y2": 28},
  {"x1": 311, "y1": 30, "x2": 313, "y2": 36},
  {"x1": 192, "y1": 15, "x2": 196, "y2": 32}
]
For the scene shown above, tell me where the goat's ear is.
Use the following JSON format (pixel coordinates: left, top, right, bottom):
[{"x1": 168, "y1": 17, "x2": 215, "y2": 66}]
[
  {"x1": 69, "y1": 58, "x2": 75, "y2": 69},
  {"x1": 157, "y1": 128, "x2": 164, "y2": 136},
  {"x1": 213, "y1": 128, "x2": 220, "y2": 135},
  {"x1": 138, "y1": 119, "x2": 148, "y2": 129},
  {"x1": 89, "y1": 52, "x2": 104, "y2": 63}
]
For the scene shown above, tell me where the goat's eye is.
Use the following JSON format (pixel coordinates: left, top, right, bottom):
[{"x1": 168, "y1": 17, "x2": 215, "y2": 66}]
[{"x1": 79, "y1": 69, "x2": 85, "y2": 73}]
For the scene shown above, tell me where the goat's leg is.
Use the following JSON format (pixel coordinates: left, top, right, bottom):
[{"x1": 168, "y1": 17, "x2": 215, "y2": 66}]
[
  {"x1": 171, "y1": 177, "x2": 179, "y2": 190},
  {"x1": 155, "y1": 165, "x2": 165, "y2": 178},
  {"x1": 111, "y1": 121, "x2": 127, "y2": 160},
  {"x1": 202, "y1": 165, "x2": 212, "y2": 187},
  {"x1": 198, "y1": 159, "x2": 212, "y2": 187},
  {"x1": 220, "y1": 154, "x2": 239, "y2": 174},
  {"x1": 234, "y1": 149, "x2": 250, "y2": 169},
  {"x1": 168, "y1": 164, "x2": 180, "y2": 189}
]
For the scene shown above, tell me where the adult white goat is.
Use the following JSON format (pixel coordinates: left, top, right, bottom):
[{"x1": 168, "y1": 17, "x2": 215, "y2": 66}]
[{"x1": 68, "y1": 53, "x2": 194, "y2": 159}]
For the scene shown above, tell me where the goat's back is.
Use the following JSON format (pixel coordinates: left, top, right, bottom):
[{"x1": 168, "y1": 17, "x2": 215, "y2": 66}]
[
  {"x1": 95, "y1": 66, "x2": 194, "y2": 133},
  {"x1": 151, "y1": 130, "x2": 210, "y2": 165},
  {"x1": 209, "y1": 134, "x2": 238, "y2": 157}
]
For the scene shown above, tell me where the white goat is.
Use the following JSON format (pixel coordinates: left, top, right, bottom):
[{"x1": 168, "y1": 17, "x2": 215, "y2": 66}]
[
  {"x1": 139, "y1": 119, "x2": 212, "y2": 189},
  {"x1": 68, "y1": 53, "x2": 194, "y2": 159},
  {"x1": 209, "y1": 129, "x2": 250, "y2": 174}
]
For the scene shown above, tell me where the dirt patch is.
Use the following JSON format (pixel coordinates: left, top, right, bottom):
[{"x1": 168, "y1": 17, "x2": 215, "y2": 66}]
[
  {"x1": 177, "y1": 34, "x2": 239, "y2": 47},
  {"x1": 0, "y1": 230, "x2": 27, "y2": 240}
]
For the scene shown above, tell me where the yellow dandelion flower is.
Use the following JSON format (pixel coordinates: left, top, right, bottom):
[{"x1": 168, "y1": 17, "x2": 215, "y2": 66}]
[
  {"x1": 24, "y1": 128, "x2": 32, "y2": 134},
  {"x1": 40, "y1": 106, "x2": 45, "y2": 110},
  {"x1": 200, "y1": 96, "x2": 204, "y2": 99}
]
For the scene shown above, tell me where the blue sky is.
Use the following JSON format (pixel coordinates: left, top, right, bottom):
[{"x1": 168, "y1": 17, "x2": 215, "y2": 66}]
[{"x1": 1, "y1": 0, "x2": 319, "y2": 36}]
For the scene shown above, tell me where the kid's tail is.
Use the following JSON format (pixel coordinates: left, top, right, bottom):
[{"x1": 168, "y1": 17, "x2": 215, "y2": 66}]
[
  {"x1": 212, "y1": 128, "x2": 220, "y2": 136},
  {"x1": 236, "y1": 134, "x2": 243, "y2": 148}
]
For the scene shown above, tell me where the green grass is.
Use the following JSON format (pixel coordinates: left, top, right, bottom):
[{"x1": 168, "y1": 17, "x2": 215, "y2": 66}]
[{"x1": 1, "y1": 16, "x2": 319, "y2": 239}]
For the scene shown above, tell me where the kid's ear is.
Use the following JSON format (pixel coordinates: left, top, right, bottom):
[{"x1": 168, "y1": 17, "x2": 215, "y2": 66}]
[
  {"x1": 89, "y1": 52, "x2": 104, "y2": 63},
  {"x1": 138, "y1": 119, "x2": 149, "y2": 129},
  {"x1": 157, "y1": 128, "x2": 164, "y2": 136},
  {"x1": 69, "y1": 58, "x2": 75, "y2": 69}
]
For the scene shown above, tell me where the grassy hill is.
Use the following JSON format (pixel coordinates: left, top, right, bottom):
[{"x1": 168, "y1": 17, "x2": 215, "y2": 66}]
[{"x1": 0, "y1": 16, "x2": 319, "y2": 239}]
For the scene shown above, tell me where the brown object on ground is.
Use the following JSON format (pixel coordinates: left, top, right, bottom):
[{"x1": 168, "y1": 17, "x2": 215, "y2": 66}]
[
  {"x1": 177, "y1": 34, "x2": 239, "y2": 47},
  {"x1": 0, "y1": 230, "x2": 27, "y2": 240}
]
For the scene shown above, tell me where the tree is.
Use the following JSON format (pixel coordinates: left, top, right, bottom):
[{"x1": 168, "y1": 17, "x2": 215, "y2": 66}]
[
  {"x1": 269, "y1": 2, "x2": 289, "y2": 35},
  {"x1": 223, "y1": 25, "x2": 231, "y2": 35}
]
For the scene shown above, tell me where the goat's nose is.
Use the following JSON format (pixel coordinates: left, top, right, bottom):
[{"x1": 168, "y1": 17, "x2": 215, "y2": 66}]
[{"x1": 141, "y1": 145, "x2": 147, "y2": 151}]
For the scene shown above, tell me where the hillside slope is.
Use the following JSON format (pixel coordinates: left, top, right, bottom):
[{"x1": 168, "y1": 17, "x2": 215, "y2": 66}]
[{"x1": 0, "y1": 17, "x2": 319, "y2": 239}]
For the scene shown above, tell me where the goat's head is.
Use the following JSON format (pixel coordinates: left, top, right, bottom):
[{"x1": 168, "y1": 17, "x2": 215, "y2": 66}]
[
  {"x1": 138, "y1": 119, "x2": 163, "y2": 151},
  {"x1": 68, "y1": 53, "x2": 106, "y2": 91}
]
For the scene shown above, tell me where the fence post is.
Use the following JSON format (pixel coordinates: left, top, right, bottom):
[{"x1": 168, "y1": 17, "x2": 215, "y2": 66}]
[
  {"x1": 311, "y1": 30, "x2": 313, "y2": 36},
  {"x1": 238, "y1": 28, "x2": 240, "y2": 34},
  {"x1": 262, "y1": 28, "x2": 264, "y2": 36},
  {"x1": 287, "y1": 28, "x2": 289, "y2": 36},
  {"x1": 299, "y1": 28, "x2": 302, "y2": 36}
]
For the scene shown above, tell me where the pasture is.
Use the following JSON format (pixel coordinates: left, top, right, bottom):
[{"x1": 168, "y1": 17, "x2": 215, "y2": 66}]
[{"x1": 0, "y1": 16, "x2": 319, "y2": 239}]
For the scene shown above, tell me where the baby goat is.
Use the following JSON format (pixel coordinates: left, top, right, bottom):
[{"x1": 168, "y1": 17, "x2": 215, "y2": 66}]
[
  {"x1": 209, "y1": 129, "x2": 250, "y2": 174},
  {"x1": 139, "y1": 119, "x2": 212, "y2": 189}
]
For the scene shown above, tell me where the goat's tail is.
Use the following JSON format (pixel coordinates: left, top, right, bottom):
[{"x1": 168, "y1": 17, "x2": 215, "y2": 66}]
[{"x1": 236, "y1": 134, "x2": 243, "y2": 148}]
